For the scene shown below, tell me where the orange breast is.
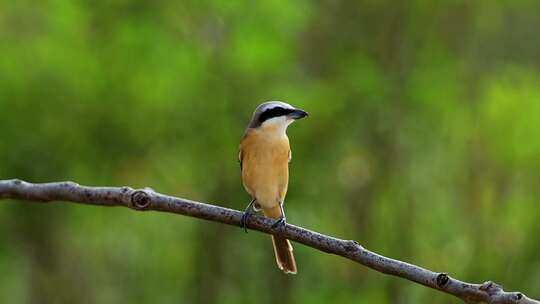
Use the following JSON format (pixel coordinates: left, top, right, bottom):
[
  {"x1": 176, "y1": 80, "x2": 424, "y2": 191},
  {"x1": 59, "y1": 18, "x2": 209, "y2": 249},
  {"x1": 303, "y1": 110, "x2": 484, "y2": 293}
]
[{"x1": 240, "y1": 129, "x2": 290, "y2": 209}]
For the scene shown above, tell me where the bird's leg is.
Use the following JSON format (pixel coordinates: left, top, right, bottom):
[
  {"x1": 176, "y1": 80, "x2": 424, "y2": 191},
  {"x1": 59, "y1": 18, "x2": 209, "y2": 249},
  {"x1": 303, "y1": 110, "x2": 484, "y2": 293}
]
[
  {"x1": 240, "y1": 198, "x2": 256, "y2": 233},
  {"x1": 271, "y1": 201, "x2": 287, "y2": 229}
]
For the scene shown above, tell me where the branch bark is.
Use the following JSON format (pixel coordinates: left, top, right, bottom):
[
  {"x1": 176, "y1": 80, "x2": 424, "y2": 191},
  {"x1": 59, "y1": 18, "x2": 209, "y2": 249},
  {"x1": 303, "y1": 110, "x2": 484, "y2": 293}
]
[{"x1": 0, "y1": 179, "x2": 537, "y2": 304}]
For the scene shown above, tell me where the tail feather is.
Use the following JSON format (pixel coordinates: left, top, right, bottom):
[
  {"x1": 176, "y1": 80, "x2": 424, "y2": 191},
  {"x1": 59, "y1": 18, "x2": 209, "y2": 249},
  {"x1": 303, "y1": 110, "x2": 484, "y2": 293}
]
[
  {"x1": 263, "y1": 205, "x2": 297, "y2": 274},
  {"x1": 271, "y1": 235, "x2": 297, "y2": 274}
]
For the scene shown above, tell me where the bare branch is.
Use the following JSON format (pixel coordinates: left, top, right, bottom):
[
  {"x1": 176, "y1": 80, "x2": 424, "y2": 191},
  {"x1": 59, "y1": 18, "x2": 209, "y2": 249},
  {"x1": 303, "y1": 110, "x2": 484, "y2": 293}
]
[{"x1": 0, "y1": 179, "x2": 537, "y2": 304}]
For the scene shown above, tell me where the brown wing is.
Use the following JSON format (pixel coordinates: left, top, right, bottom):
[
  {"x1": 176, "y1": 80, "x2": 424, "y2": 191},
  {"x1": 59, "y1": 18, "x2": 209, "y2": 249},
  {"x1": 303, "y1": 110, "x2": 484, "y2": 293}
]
[
  {"x1": 239, "y1": 131, "x2": 250, "y2": 171},
  {"x1": 238, "y1": 147, "x2": 243, "y2": 170},
  {"x1": 288, "y1": 149, "x2": 291, "y2": 163}
]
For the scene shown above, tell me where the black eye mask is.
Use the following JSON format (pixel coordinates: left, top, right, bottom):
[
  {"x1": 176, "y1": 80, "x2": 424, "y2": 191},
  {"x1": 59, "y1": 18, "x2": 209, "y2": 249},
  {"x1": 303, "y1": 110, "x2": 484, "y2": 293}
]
[{"x1": 258, "y1": 107, "x2": 295, "y2": 124}]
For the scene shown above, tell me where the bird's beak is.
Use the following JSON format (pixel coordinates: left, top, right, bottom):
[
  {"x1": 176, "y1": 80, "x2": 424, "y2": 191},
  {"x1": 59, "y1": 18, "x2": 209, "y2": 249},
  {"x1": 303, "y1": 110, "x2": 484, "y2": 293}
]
[{"x1": 289, "y1": 108, "x2": 309, "y2": 120}]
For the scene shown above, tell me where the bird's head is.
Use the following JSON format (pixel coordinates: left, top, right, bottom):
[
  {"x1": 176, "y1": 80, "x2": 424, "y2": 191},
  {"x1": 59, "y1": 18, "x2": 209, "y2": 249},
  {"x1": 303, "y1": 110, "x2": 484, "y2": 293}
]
[{"x1": 248, "y1": 101, "x2": 308, "y2": 134}]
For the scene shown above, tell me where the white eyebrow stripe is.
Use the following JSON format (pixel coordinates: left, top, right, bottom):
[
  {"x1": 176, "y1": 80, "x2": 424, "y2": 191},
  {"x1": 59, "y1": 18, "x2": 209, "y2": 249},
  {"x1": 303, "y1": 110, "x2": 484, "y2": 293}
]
[{"x1": 260, "y1": 102, "x2": 294, "y2": 112}]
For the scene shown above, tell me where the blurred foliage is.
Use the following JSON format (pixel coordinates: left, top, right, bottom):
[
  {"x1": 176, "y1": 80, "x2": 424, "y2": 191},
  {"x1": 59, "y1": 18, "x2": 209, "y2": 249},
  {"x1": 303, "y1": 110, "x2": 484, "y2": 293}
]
[{"x1": 1, "y1": 0, "x2": 540, "y2": 303}]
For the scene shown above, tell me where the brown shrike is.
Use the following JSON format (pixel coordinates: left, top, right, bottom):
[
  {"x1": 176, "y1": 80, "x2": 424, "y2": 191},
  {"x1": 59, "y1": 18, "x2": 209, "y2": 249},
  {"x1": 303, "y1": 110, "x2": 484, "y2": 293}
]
[{"x1": 239, "y1": 101, "x2": 308, "y2": 274}]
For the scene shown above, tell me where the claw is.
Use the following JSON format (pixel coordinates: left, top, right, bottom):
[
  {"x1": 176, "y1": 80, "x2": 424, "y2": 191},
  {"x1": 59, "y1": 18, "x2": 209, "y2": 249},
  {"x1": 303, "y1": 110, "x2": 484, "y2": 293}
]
[
  {"x1": 271, "y1": 201, "x2": 287, "y2": 229},
  {"x1": 271, "y1": 216, "x2": 287, "y2": 229},
  {"x1": 240, "y1": 199, "x2": 256, "y2": 233},
  {"x1": 240, "y1": 211, "x2": 251, "y2": 233}
]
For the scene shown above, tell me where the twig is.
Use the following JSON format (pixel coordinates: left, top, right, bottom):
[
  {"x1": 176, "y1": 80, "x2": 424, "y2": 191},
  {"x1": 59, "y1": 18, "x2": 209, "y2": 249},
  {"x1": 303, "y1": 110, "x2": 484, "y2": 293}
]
[{"x1": 0, "y1": 179, "x2": 537, "y2": 303}]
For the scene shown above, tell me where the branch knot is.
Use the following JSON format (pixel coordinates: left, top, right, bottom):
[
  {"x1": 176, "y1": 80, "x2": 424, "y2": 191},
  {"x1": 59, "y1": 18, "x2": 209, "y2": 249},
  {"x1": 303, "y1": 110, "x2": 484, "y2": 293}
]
[
  {"x1": 436, "y1": 273, "x2": 449, "y2": 287},
  {"x1": 131, "y1": 190, "x2": 151, "y2": 209},
  {"x1": 344, "y1": 240, "x2": 361, "y2": 252},
  {"x1": 480, "y1": 281, "x2": 502, "y2": 294}
]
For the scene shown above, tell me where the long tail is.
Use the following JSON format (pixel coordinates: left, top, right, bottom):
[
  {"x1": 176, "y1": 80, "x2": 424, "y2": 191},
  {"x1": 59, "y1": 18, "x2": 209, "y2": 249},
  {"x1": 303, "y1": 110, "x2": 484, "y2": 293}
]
[{"x1": 263, "y1": 205, "x2": 297, "y2": 274}]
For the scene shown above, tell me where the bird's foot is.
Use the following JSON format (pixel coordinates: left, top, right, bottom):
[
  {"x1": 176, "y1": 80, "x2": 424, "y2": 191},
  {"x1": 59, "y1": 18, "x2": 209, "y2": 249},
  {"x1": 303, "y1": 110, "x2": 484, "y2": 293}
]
[
  {"x1": 271, "y1": 216, "x2": 287, "y2": 229},
  {"x1": 240, "y1": 199, "x2": 256, "y2": 233},
  {"x1": 240, "y1": 211, "x2": 252, "y2": 233}
]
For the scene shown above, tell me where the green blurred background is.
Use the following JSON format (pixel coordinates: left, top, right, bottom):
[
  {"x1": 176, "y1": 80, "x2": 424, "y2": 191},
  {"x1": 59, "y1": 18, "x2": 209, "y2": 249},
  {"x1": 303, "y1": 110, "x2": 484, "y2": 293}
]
[{"x1": 1, "y1": 0, "x2": 540, "y2": 303}]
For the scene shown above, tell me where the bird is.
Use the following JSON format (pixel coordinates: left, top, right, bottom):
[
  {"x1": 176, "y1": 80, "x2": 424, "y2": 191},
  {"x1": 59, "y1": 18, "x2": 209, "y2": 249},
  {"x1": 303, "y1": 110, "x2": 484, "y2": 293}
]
[{"x1": 238, "y1": 101, "x2": 308, "y2": 274}]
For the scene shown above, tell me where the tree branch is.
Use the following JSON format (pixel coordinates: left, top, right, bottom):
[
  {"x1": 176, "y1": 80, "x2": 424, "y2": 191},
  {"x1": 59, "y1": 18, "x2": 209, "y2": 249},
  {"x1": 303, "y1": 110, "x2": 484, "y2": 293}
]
[{"x1": 0, "y1": 179, "x2": 537, "y2": 303}]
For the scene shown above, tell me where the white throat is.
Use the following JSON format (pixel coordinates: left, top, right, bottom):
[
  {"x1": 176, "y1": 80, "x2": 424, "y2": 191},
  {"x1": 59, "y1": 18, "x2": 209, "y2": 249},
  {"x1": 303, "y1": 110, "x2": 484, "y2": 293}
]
[{"x1": 260, "y1": 116, "x2": 293, "y2": 137}]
